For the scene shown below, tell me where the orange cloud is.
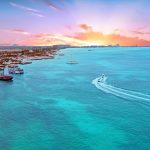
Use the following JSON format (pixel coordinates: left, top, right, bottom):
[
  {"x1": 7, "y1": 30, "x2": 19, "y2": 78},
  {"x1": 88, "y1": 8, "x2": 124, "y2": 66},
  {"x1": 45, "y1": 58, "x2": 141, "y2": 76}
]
[
  {"x1": 69, "y1": 24, "x2": 150, "y2": 46},
  {"x1": 18, "y1": 33, "x2": 95, "y2": 46},
  {"x1": 105, "y1": 34, "x2": 150, "y2": 46},
  {"x1": 15, "y1": 24, "x2": 150, "y2": 46}
]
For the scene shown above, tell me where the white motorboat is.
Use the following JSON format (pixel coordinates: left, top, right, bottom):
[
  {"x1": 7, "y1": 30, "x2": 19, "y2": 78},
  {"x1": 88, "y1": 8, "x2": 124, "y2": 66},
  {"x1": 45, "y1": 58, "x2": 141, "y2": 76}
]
[
  {"x1": 9, "y1": 66, "x2": 24, "y2": 74},
  {"x1": 98, "y1": 74, "x2": 107, "y2": 83}
]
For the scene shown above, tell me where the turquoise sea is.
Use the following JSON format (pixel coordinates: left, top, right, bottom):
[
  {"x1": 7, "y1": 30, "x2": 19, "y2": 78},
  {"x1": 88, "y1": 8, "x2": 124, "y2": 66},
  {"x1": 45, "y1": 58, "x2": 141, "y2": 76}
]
[{"x1": 0, "y1": 47, "x2": 150, "y2": 150}]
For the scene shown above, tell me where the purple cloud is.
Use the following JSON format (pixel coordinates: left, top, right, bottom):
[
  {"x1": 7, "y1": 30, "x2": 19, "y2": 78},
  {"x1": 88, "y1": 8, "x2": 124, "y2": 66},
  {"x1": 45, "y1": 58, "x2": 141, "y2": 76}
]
[{"x1": 10, "y1": 2, "x2": 45, "y2": 17}]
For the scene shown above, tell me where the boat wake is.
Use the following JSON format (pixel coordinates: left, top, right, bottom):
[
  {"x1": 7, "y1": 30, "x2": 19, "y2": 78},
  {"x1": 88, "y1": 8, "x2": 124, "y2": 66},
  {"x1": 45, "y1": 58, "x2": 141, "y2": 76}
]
[{"x1": 92, "y1": 77, "x2": 150, "y2": 102}]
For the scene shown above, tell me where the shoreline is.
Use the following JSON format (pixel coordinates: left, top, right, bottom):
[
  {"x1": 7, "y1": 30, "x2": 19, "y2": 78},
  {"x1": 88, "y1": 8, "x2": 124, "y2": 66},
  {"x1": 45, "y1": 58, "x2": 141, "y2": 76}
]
[
  {"x1": 0, "y1": 45, "x2": 149, "y2": 69},
  {"x1": 0, "y1": 46, "x2": 68, "y2": 69}
]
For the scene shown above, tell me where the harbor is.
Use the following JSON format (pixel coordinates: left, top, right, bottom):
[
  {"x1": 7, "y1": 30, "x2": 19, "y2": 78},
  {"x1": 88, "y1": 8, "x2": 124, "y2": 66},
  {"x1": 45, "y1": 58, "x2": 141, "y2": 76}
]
[{"x1": 0, "y1": 45, "x2": 68, "y2": 81}]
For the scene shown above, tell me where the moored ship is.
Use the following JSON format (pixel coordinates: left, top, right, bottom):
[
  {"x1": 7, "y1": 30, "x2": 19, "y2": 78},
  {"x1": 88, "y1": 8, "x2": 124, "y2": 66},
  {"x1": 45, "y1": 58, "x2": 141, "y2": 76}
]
[{"x1": 0, "y1": 66, "x2": 13, "y2": 81}]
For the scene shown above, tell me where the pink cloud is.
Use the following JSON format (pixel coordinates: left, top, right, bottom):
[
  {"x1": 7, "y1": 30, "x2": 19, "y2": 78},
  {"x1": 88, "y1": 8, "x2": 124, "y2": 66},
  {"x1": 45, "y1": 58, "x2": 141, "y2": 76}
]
[
  {"x1": 41, "y1": 0, "x2": 62, "y2": 11},
  {"x1": 1, "y1": 29, "x2": 30, "y2": 35},
  {"x1": 79, "y1": 24, "x2": 92, "y2": 32},
  {"x1": 18, "y1": 33, "x2": 94, "y2": 46},
  {"x1": 132, "y1": 30, "x2": 150, "y2": 35}
]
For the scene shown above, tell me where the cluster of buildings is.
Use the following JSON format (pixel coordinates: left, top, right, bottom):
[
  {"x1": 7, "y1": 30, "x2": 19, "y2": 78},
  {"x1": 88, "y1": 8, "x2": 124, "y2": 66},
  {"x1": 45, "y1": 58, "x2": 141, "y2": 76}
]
[
  {"x1": 0, "y1": 45, "x2": 70, "y2": 69},
  {"x1": 0, "y1": 45, "x2": 70, "y2": 81}
]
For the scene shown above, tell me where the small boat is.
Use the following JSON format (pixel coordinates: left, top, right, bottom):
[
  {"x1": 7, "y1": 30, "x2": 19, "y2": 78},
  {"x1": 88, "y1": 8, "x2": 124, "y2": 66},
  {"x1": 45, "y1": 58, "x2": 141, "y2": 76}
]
[
  {"x1": 48, "y1": 55, "x2": 54, "y2": 59},
  {"x1": 14, "y1": 68, "x2": 24, "y2": 74},
  {"x1": 42, "y1": 56, "x2": 54, "y2": 59},
  {"x1": 98, "y1": 74, "x2": 107, "y2": 83},
  {"x1": 30, "y1": 57, "x2": 42, "y2": 60},
  {"x1": 9, "y1": 67, "x2": 24, "y2": 74},
  {"x1": 21, "y1": 61, "x2": 32, "y2": 65},
  {"x1": 66, "y1": 60, "x2": 78, "y2": 64},
  {"x1": 8, "y1": 64, "x2": 18, "y2": 68},
  {"x1": 0, "y1": 66, "x2": 13, "y2": 81},
  {"x1": 0, "y1": 64, "x2": 5, "y2": 68},
  {"x1": 59, "y1": 53, "x2": 64, "y2": 56},
  {"x1": 11, "y1": 61, "x2": 21, "y2": 64},
  {"x1": 0, "y1": 76, "x2": 13, "y2": 81}
]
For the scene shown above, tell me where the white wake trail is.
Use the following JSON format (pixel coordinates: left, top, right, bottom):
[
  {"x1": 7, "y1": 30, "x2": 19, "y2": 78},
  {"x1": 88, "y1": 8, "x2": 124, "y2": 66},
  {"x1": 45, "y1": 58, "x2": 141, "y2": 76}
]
[{"x1": 92, "y1": 77, "x2": 150, "y2": 102}]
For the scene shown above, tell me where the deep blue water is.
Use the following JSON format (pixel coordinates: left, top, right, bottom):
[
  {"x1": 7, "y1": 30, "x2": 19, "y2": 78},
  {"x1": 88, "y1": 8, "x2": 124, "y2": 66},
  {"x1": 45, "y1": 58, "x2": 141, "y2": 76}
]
[{"x1": 0, "y1": 47, "x2": 150, "y2": 150}]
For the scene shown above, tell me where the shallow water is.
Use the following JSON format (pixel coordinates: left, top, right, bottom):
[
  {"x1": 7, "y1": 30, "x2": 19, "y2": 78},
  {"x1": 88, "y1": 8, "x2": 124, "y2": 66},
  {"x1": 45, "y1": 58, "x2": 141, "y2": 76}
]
[{"x1": 0, "y1": 47, "x2": 150, "y2": 150}]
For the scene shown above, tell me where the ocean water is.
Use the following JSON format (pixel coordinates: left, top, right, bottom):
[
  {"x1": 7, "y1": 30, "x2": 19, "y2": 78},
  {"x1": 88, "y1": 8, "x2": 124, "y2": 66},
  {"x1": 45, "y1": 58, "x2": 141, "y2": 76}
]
[{"x1": 0, "y1": 47, "x2": 150, "y2": 150}]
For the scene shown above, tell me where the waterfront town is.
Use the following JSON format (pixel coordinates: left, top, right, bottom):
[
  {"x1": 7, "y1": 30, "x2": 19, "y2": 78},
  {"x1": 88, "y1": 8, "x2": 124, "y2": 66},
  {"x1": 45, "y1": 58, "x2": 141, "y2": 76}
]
[
  {"x1": 0, "y1": 44, "x2": 121, "y2": 69},
  {"x1": 0, "y1": 45, "x2": 70, "y2": 81}
]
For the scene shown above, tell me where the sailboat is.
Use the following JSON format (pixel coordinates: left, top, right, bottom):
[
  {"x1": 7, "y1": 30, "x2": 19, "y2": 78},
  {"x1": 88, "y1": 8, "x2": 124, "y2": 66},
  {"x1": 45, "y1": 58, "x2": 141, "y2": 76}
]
[
  {"x1": 66, "y1": 49, "x2": 78, "y2": 64},
  {"x1": 0, "y1": 66, "x2": 13, "y2": 81}
]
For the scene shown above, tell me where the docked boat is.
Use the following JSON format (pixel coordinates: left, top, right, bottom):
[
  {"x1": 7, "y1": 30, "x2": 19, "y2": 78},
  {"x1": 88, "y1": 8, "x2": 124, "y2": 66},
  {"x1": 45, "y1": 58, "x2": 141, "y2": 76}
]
[
  {"x1": 11, "y1": 61, "x2": 21, "y2": 64},
  {"x1": 14, "y1": 68, "x2": 24, "y2": 74},
  {"x1": 20, "y1": 58, "x2": 32, "y2": 65},
  {"x1": 0, "y1": 66, "x2": 13, "y2": 81},
  {"x1": 42, "y1": 56, "x2": 54, "y2": 59},
  {"x1": 8, "y1": 64, "x2": 18, "y2": 68},
  {"x1": 0, "y1": 76, "x2": 13, "y2": 81},
  {"x1": 21, "y1": 61, "x2": 32, "y2": 65},
  {"x1": 48, "y1": 55, "x2": 54, "y2": 59},
  {"x1": 9, "y1": 66, "x2": 24, "y2": 74}
]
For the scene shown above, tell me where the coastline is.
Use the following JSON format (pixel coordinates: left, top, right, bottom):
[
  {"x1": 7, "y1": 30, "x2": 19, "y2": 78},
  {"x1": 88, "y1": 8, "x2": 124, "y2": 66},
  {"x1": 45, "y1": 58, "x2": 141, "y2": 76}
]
[
  {"x1": 0, "y1": 45, "x2": 70, "y2": 69},
  {"x1": 0, "y1": 45, "x2": 149, "y2": 69}
]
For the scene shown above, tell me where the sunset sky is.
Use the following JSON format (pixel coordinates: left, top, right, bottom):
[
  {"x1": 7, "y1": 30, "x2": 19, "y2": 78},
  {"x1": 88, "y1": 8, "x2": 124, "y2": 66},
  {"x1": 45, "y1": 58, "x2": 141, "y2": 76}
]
[{"x1": 0, "y1": 0, "x2": 150, "y2": 46}]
